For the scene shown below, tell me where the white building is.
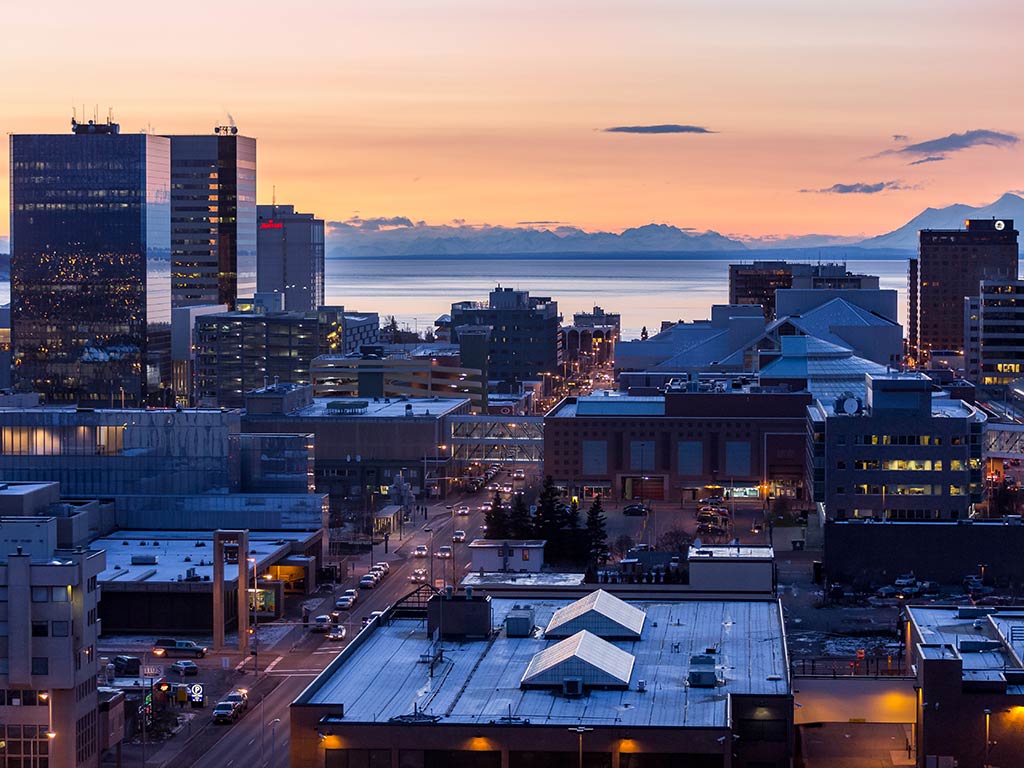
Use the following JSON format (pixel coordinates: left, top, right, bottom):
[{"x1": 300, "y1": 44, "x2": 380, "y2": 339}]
[{"x1": 468, "y1": 539, "x2": 546, "y2": 573}]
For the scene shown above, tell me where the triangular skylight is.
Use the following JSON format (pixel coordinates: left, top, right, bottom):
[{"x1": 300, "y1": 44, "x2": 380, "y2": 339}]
[
  {"x1": 520, "y1": 630, "x2": 634, "y2": 689},
  {"x1": 544, "y1": 589, "x2": 645, "y2": 639}
]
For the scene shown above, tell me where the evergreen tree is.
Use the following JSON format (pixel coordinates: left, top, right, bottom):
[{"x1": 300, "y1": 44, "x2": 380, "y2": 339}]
[
  {"x1": 484, "y1": 496, "x2": 511, "y2": 539},
  {"x1": 640, "y1": 326, "x2": 649, "y2": 340},
  {"x1": 585, "y1": 496, "x2": 610, "y2": 565},
  {"x1": 534, "y1": 476, "x2": 562, "y2": 543},
  {"x1": 508, "y1": 494, "x2": 533, "y2": 539}
]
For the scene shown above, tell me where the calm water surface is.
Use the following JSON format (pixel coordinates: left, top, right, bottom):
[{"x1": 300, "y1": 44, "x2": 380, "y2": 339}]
[
  {"x1": 326, "y1": 255, "x2": 910, "y2": 340},
  {"x1": 0, "y1": 254, "x2": 911, "y2": 341}
]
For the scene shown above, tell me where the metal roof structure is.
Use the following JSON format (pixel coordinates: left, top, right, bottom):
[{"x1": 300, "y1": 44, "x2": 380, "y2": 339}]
[
  {"x1": 520, "y1": 630, "x2": 634, "y2": 689},
  {"x1": 544, "y1": 589, "x2": 645, "y2": 639},
  {"x1": 297, "y1": 597, "x2": 790, "y2": 729}
]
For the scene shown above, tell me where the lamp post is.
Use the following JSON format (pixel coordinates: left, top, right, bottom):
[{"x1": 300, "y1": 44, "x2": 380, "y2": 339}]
[
  {"x1": 249, "y1": 556, "x2": 259, "y2": 675},
  {"x1": 984, "y1": 708, "x2": 992, "y2": 768},
  {"x1": 425, "y1": 527, "x2": 435, "y2": 587},
  {"x1": 269, "y1": 717, "x2": 281, "y2": 768},
  {"x1": 568, "y1": 726, "x2": 593, "y2": 768}
]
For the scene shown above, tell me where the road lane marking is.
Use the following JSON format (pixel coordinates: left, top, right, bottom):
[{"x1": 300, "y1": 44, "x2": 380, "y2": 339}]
[{"x1": 265, "y1": 655, "x2": 284, "y2": 673}]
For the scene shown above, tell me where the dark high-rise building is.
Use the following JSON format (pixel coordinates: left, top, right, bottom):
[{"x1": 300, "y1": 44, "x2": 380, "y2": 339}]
[
  {"x1": 167, "y1": 128, "x2": 256, "y2": 308},
  {"x1": 256, "y1": 204, "x2": 325, "y2": 311},
  {"x1": 911, "y1": 219, "x2": 1018, "y2": 361},
  {"x1": 194, "y1": 303, "x2": 344, "y2": 407},
  {"x1": 10, "y1": 119, "x2": 172, "y2": 405},
  {"x1": 729, "y1": 261, "x2": 879, "y2": 320},
  {"x1": 451, "y1": 286, "x2": 559, "y2": 387}
]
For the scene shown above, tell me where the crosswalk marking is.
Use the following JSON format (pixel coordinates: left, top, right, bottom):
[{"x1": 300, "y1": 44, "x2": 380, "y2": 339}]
[{"x1": 264, "y1": 655, "x2": 284, "y2": 673}]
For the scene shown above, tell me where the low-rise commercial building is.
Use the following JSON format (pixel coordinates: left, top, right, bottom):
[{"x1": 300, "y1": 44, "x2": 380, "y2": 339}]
[
  {"x1": 96, "y1": 528, "x2": 323, "y2": 633},
  {"x1": 242, "y1": 384, "x2": 472, "y2": 508},
  {"x1": 291, "y1": 590, "x2": 792, "y2": 768},
  {"x1": 907, "y1": 604, "x2": 1024, "y2": 768},
  {"x1": 545, "y1": 390, "x2": 810, "y2": 502},
  {"x1": 807, "y1": 372, "x2": 985, "y2": 521},
  {"x1": 467, "y1": 539, "x2": 546, "y2": 573}
]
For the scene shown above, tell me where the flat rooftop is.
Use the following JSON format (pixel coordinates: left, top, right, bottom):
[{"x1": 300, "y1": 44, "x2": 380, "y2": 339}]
[
  {"x1": 689, "y1": 545, "x2": 775, "y2": 561},
  {"x1": 293, "y1": 397, "x2": 469, "y2": 419},
  {"x1": 95, "y1": 530, "x2": 316, "y2": 586},
  {"x1": 299, "y1": 597, "x2": 789, "y2": 729},
  {"x1": 908, "y1": 605, "x2": 1024, "y2": 678},
  {"x1": 550, "y1": 393, "x2": 666, "y2": 419}
]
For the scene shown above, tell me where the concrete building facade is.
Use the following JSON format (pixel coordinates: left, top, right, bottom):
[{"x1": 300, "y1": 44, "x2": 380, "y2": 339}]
[
  {"x1": 807, "y1": 373, "x2": 985, "y2": 521},
  {"x1": 0, "y1": 517, "x2": 106, "y2": 768}
]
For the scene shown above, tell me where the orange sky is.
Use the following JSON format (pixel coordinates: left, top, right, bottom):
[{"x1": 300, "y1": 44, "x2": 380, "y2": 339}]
[{"x1": 3, "y1": 0, "x2": 1023, "y2": 238}]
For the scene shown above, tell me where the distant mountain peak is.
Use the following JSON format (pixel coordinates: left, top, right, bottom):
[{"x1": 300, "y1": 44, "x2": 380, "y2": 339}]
[{"x1": 857, "y1": 192, "x2": 1024, "y2": 250}]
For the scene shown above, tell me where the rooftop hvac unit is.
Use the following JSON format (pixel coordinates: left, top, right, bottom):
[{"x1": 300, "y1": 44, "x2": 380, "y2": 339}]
[
  {"x1": 688, "y1": 655, "x2": 719, "y2": 688},
  {"x1": 505, "y1": 606, "x2": 535, "y2": 638},
  {"x1": 130, "y1": 555, "x2": 158, "y2": 566}
]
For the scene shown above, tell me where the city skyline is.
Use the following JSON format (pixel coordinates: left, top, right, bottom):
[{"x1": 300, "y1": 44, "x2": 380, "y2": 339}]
[{"x1": 2, "y1": 0, "x2": 1023, "y2": 242}]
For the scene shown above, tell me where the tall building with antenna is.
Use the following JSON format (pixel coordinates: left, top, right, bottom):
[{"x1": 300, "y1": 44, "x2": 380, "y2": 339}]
[
  {"x1": 164, "y1": 126, "x2": 257, "y2": 308},
  {"x1": 10, "y1": 117, "x2": 172, "y2": 405}
]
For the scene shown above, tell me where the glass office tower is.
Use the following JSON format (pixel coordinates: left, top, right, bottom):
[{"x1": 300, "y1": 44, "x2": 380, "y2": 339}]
[
  {"x1": 10, "y1": 120, "x2": 172, "y2": 405},
  {"x1": 167, "y1": 130, "x2": 257, "y2": 309}
]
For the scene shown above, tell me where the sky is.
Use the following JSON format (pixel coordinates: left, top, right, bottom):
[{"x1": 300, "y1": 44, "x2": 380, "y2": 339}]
[{"x1": 2, "y1": 0, "x2": 1023, "y2": 240}]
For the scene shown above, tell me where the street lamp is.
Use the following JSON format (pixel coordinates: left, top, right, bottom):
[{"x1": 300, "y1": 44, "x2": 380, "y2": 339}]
[
  {"x1": 41, "y1": 691, "x2": 55, "y2": 741},
  {"x1": 269, "y1": 717, "x2": 281, "y2": 767},
  {"x1": 249, "y1": 556, "x2": 259, "y2": 675},
  {"x1": 568, "y1": 726, "x2": 593, "y2": 768},
  {"x1": 984, "y1": 708, "x2": 992, "y2": 768}
]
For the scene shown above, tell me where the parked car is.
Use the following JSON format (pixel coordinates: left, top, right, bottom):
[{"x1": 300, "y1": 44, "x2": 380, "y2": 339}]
[
  {"x1": 920, "y1": 581, "x2": 941, "y2": 595},
  {"x1": 623, "y1": 504, "x2": 649, "y2": 516},
  {"x1": 170, "y1": 660, "x2": 199, "y2": 676},
  {"x1": 452, "y1": 530, "x2": 466, "y2": 543},
  {"x1": 369, "y1": 566, "x2": 386, "y2": 581},
  {"x1": 311, "y1": 615, "x2": 332, "y2": 632},
  {"x1": 222, "y1": 690, "x2": 248, "y2": 711},
  {"x1": 894, "y1": 573, "x2": 917, "y2": 588},
  {"x1": 456, "y1": 505, "x2": 470, "y2": 516},
  {"x1": 435, "y1": 545, "x2": 453, "y2": 559},
  {"x1": 361, "y1": 610, "x2": 385, "y2": 628},
  {"x1": 409, "y1": 568, "x2": 428, "y2": 583},
  {"x1": 696, "y1": 523, "x2": 725, "y2": 536},
  {"x1": 374, "y1": 562, "x2": 391, "y2": 575},
  {"x1": 359, "y1": 575, "x2": 377, "y2": 589},
  {"x1": 326, "y1": 627, "x2": 347, "y2": 641},
  {"x1": 876, "y1": 585, "x2": 898, "y2": 598},
  {"x1": 698, "y1": 496, "x2": 723, "y2": 505},
  {"x1": 113, "y1": 655, "x2": 141, "y2": 676},
  {"x1": 336, "y1": 595, "x2": 356, "y2": 610},
  {"x1": 212, "y1": 702, "x2": 238, "y2": 724},
  {"x1": 153, "y1": 639, "x2": 207, "y2": 658},
  {"x1": 413, "y1": 545, "x2": 429, "y2": 558}
]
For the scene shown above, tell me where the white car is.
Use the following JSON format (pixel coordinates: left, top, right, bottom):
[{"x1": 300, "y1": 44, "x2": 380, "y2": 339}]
[
  {"x1": 374, "y1": 562, "x2": 390, "y2": 575},
  {"x1": 311, "y1": 615, "x2": 332, "y2": 632},
  {"x1": 452, "y1": 530, "x2": 466, "y2": 543},
  {"x1": 413, "y1": 545, "x2": 429, "y2": 558},
  {"x1": 455, "y1": 505, "x2": 470, "y2": 516},
  {"x1": 409, "y1": 568, "x2": 428, "y2": 583},
  {"x1": 435, "y1": 545, "x2": 453, "y2": 559},
  {"x1": 335, "y1": 595, "x2": 355, "y2": 610},
  {"x1": 358, "y1": 575, "x2": 377, "y2": 589}
]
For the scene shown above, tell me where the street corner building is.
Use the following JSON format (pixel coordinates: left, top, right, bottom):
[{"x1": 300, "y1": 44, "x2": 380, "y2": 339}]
[{"x1": 290, "y1": 589, "x2": 793, "y2": 768}]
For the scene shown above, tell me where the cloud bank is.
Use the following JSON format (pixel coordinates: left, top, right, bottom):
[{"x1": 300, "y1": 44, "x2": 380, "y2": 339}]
[
  {"x1": 603, "y1": 124, "x2": 715, "y2": 134},
  {"x1": 801, "y1": 181, "x2": 912, "y2": 195}
]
